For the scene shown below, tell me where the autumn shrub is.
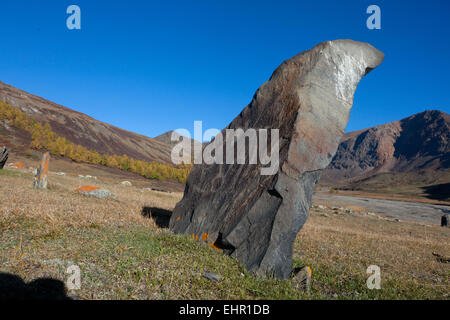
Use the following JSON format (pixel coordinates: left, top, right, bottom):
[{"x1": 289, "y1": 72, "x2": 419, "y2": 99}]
[{"x1": 0, "y1": 102, "x2": 191, "y2": 182}]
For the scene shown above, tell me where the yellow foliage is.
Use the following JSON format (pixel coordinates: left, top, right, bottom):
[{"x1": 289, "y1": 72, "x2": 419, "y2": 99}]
[{"x1": 0, "y1": 101, "x2": 192, "y2": 183}]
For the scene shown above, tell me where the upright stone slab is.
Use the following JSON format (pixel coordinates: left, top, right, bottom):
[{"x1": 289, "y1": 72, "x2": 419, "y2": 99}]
[
  {"x1": 169, "y1": 40, "x2": 384, "y2": 279},
  {"x1": 442, "y1": 214, "x2": 449, "y2": 228},
  {"x1": 33, "y1": 152, "x2": 50, "y2": 189},
  {"x1": 0, "y1": 146, "x2": 8, "y2": 169}
]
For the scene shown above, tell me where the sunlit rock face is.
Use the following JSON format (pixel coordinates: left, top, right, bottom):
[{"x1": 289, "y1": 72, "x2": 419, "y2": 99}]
[{"x1": 169, "y1": 40, "x2": 384, "y2": 279}]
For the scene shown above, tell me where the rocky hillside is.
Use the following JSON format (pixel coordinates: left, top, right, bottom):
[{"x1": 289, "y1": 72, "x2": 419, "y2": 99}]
[
  {"x1": 0, "y1": 81, "x2": 173, "y2": 163},
  {"x1": 321, "y1": 110, "x2": 450, "y2": 195}
]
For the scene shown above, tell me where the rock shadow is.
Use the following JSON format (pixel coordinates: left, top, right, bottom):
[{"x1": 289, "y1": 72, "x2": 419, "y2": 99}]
[
  {"x1": 142, "y1": 207, "x2": 173, "y2": 228},
  {"x1": 0, "y1": 272, "x2": 72, "y2": 300},
  {"x1": 421, "y1": 183, "x2": 450, "y2": 201}
]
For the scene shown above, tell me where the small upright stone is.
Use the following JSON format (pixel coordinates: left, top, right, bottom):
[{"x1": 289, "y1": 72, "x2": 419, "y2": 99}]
[
  {"x1": 441, "y1": 213, "x2": 449, "y2": 227},
  {"x1": 33, "y1": 152, "x2": 50, "y2": 189},
  {"x1": 0, "y1": 146, "x2": 8, "y2": 169},
  {"x1": 293, "y1": 266, "x2": 312, "y2": 293}
]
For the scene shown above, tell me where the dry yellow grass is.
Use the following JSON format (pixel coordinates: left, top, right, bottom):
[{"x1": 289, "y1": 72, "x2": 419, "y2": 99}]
[
  {"x1": 296, "y1": 208, "x2": 449, "y2": 298},
  {"x1": 0, "y1": 166, "x2": 449, "y2": 299}
]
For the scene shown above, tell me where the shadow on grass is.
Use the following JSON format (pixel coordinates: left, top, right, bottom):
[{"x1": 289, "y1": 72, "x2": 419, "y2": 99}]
[
  {"x1": 421, "y1": 183, "x2": 450, "y2": 201},
  {"x1": 0, "y1": 272, "x2": 72, "y2": 300},
  {"x1": 142, "y1": 207, "x2": 172, "y2": 228}
]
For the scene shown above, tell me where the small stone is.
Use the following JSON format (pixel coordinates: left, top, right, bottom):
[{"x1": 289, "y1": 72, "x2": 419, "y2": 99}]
[
  {"x1": 320, "y1": 213, "x2": 329, "y2": 217},
  {"x1": 202, "y1": 272, "x2": 223, "y2": 282},
  {"x1": 121, "y1": 181, "x2": 132, "y2": 186}
]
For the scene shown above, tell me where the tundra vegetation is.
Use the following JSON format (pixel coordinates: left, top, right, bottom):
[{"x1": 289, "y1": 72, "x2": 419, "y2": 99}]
[{"x1": 0, "y1": 168, "x2": 448, "y2": 299}]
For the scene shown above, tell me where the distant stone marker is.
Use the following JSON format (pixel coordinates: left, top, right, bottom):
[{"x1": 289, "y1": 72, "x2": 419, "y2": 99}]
[
  {"x1": 0, "y1": 146, "x2": 8, "y2": 169},
  {"x1": 442, "y1": 213, "x2": 449, "y2": 227},
  {"x1": 33, "y1": 152, "x2": 50, "y2": 189},
  {"x1": 169, "y1": 40, "x2": 384, "y2": 279}
]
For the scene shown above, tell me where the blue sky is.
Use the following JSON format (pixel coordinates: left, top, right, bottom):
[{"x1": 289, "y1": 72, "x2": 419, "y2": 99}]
[{"x1": 0, "y1": 0, "x2": 449, "y2": 138}]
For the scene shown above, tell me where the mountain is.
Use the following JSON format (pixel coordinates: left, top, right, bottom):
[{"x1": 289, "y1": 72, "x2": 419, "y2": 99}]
[
  {"x1": 0, "y1": 81, "x2": 173, "y2": 163},
  {"x1": 154, "y1": 131, "x2": 179, "y2": 146},
  {"x1": 154, "y1": 131, "x2": 202, "y2": 164},
  {"x1": 321, "y1": 110, "x2": 450, "y2": 198}
]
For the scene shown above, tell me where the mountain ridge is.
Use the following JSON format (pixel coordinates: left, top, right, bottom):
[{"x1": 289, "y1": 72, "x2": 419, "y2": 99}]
[
  {"x1": 321, "y1": 110, "x2": 450, "y2": 197},
  {"x1": 0, "y1": 80, "x2": 173, "y2": 164}
]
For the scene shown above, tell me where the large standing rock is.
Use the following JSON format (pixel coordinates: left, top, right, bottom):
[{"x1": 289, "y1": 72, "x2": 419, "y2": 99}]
[
  {"x1": 169, "y1": 40, "x2": 384, "y2": 279},
  {"x1": 0, "y1": 146, "x2": 8, "y2": 169}
]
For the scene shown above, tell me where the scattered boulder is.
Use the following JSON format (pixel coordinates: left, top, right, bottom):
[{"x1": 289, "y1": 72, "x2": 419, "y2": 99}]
[
  {"x1": 9, "y1": 162, "x2": 23, "y2": 169},
  {"x1": 56, "y1": 172, "x2": 66, "y2": 176},
  {"x1": 169, "y1": 40, "x2": 384, "y2": 279},
  {"x1": 0, "y1": 146, "x2": 8, "y2": 169},
  {"x1": 33, "y1": 152, "x2": 50, "y2": 189},
  {"x1": 78, "y1": 175, "x2": 97, "y2": 180},
  {"x1": 121, "y1": 181, "x2": 132, "y2": 186},
  {"x1": 77, "y1": 186, "x2": 116, "y2": 199},
  {"x1": 202, "y1": 272, "x2": 223, "y2": 283}
]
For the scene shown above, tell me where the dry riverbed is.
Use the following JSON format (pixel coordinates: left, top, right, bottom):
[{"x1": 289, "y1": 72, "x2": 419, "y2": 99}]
[{"x1": 313, "y1": 192, "x2": 449, "y2": 225}]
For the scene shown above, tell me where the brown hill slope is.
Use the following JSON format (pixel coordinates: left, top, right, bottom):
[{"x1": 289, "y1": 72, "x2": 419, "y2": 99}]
[
  {"x1": 0, "y1": 81, "x2": 172, "y2": 163},
  {"x1": 321, "y1": 110, "x2": 450, "y2": 199}
]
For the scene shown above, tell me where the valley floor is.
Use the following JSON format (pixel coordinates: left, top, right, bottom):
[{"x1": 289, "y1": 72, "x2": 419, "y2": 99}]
[
  {"x1": 313, "y1": 192, "x2": 449, "y2": 225},
  {"x1": 0, "y1": 166, "x2": 449, "y2": 300}
]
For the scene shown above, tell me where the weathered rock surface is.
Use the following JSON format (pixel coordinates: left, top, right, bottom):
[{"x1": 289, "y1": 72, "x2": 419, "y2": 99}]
[
  {"x1": 169, "y1": 40, "x2": 384, "y2": 279},
  {"x1": 76, "y1": 186, "x2": 116, "y2": 199},
  {"x1": 0, "y1": 146, "x2": 8, "y2": 169}
]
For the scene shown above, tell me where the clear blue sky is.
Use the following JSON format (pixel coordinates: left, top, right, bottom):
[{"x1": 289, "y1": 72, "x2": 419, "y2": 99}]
[{"x1": 0, "y1": 0, "x2": 449, "y2": 138}]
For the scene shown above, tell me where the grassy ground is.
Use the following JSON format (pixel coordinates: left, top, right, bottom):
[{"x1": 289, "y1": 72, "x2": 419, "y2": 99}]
[{"x1": 0, "y1": 167, "x2": 449, "y2": 299}]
